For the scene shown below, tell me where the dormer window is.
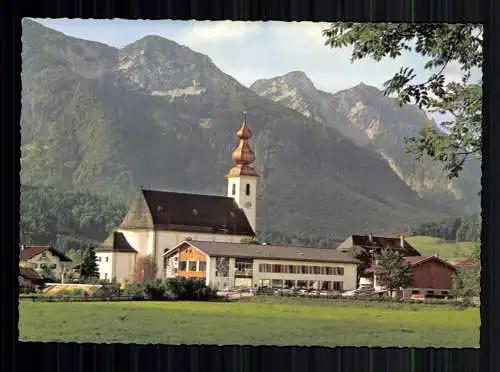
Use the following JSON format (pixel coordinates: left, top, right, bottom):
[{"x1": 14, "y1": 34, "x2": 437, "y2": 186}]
[
  {"x1": 245, "y1": 184, "x2": 250, "y2": 196},
  {"x1": 232, "y1": 183, "x2": 236, "y2": 196}
]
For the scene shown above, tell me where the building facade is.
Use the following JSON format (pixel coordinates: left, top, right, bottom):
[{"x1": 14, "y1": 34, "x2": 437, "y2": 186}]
[
  {"x1": 365, "y1": 255, "x2": 457, "y2": 299},
  {"x1": 19, "y1": 245, "x2": 72, "y2": 280},
  {"x1": 163, "y1": 240, "x2": 359, "y2": 291}
]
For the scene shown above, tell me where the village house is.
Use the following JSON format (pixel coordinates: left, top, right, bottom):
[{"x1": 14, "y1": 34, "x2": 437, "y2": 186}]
[
  {"x1": 337, "y1": 233, "x2": 422, "y2": 257},
  {"x1": 19, "y1": 267, "x2": 44, "y2": 292},
  {"x1": 364, "y1": 255, "x2": 457, "y2": 299},
  {"x1": 95, "y1": 113, "x2": 360, "y2": 290},
  {"x1": 19, "y1": 245, "x2": 72, "y2": 280},
  {"x1": 163, "y1": 240, "x2": 359, "y2": 291}
]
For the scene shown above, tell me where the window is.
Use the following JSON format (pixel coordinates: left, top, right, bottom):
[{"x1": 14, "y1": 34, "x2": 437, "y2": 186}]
[
  {"x1": 442, "y1": 291, "x2": 449, "y2": 295},
  {"x1": 313, "y1": 266, "x2": 321, "y2": 275},
  {"x1": 174, "y1": 257, "x2": 178, "y2": 261},
  {"x1": 41, "y1": 252, "x2": 47, "y2": 258},
  {"x1": 105, "y1": 257, "x2": 109, "y2": 262},
  {"x1": 189, "y1": 261, "x2": 197, "y2": 272},
  {"x1": 173, "y1": 268, "x2": 178, "y2": 274},
  {"x1": 411, "y1": 290, "x2": 420, "y2": 295},
  {"x1": 300, "y1": 266, "x2": 309, "y2": 274},
  {"x1": 32, "y1": 263, "x2": 38, "y2": 269},
  {"x1": 97, "y1": 257, "x2": 102, "y2": 262},
  {"x1": 272, "y1": 264, "x2": 282, "y2": 273},
  {"x1": 232, "y1": 183, "x2": 236, "y2": 195},
  {"x1": 199, "y1": 261, "x2": 207, "y2": 272},
  {"x1": 179, "y1": 261, "x2": 187, "y2": 271},
  {"x1": 259, "y1": 264, "x2": 271, "y2": 273},
  {"x1": 333, "y1": 281, "x2": 343, "y2": 291},
  {"x1": 245, "y1": 184, "x2": 250, "y2": 196},
  {"x1": 40, "y1": 263, "x2": 47, "y2": 269},
  {"x1": 426, "y1": 290, "x2": 435, "y2": 295},
  {"x1": 104, "y1": 273, "x2": 108, "y2": 279}
]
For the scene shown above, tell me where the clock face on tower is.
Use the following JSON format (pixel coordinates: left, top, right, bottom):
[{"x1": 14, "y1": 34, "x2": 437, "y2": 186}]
[{"x1": 244, "y1": 201, "x2": 252, "y2": 209}]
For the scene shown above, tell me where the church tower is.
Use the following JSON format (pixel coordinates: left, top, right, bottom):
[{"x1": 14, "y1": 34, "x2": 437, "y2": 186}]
[{"x1": 226, "y1": 112, "x2": 259, "y2": 233}]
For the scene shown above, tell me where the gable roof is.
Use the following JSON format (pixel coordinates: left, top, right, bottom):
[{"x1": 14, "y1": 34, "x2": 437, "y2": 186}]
[
  {"x1": 20, "y1": 245, "x2": 72, "y2": 262},
  {"x1": 95, "y1": 232, "x2": 137, "y2": 253},
  {"x1": 119, "y1": 188, "x2": 255, "y2": 236},
  {"x1": 365, "y1": 255, "x2": 456, "y2": 274},
  {"x1": 19, "y1": 267, "x2": 42, "y2": 281},
  {"x1": 337, "y1": 235, "x2": 421, "y2": 256},
  {"x1": 164, "y1": 240, "x2": 360, "y2": 264}
]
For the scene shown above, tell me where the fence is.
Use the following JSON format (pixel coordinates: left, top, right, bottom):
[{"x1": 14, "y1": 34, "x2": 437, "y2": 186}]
[{"x1": 251, "y1": 292, "x2": 478, "y2": 308}]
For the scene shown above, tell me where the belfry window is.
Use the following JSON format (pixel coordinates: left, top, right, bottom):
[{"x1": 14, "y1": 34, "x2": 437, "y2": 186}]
[
  {"x1": 245, "y1": 184, "x2": 250, "y2": 196},
  {"x1": 232, "y1": 183, "x2": 236, "y2": 195}
]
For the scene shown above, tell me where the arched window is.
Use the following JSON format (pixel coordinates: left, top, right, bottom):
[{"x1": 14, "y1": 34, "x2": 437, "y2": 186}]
[
  {"x1": 246, "y1": 184, "x2": 250, "y2": 196},
  {"x1": 232, "y1": 183, "x2": 236, "y2": 195}
]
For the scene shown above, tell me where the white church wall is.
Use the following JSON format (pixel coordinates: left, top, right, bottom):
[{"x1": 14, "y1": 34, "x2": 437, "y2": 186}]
[
  {"x1": 117, "y1": 229, "x2": 154, "y2": 257},
  {"x1": 114, "y1": 252, "x2": 136, "y2": 283},
  {"x1": 227, "y1": 175, "x2": 258, "y2": 233}
]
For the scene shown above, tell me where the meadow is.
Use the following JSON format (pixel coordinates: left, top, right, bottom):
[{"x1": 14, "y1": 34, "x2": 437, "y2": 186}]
[
  {"x1": 406, "y1": 236, "x2": 476, "y2": 263},
  {"x1": 19, "y1": 297, "x2": 479, "y2": 347}
]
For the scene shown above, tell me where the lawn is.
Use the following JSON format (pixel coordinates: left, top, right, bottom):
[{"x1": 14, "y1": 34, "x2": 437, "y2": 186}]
[
  {"x1": 19, "y1": 297, "x2": 479, "y2": 347},
  {"x1": 407, "y1": 235, "x2": 476, "y2": 263}
]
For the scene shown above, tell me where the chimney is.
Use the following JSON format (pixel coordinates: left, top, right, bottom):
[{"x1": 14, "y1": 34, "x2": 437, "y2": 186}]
[
  {"x1": 21, "y1": 245, "x2": 24, "y2": 251},
  {"x1": 368, "y1": 233, "x2": 374, "y2": 243},
  {"x1": 400, "y1": 235, "x2": 405, "y2": 248}
]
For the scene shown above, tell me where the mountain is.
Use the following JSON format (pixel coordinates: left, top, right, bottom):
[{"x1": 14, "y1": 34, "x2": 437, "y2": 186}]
[
  {"x1": 250, "y1": 71, "x2": 481, "y2": 213},
  {"x1": 21, "y1": 19, "x2": 454, "y2": 240}
]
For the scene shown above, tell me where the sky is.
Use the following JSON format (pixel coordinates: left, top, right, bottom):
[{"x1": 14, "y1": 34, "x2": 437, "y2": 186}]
[{"x1": 33, "y1": 19, "x2": 481, "y2": 122}]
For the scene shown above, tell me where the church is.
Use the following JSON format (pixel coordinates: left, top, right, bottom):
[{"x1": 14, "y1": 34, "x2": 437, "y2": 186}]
[{"x1": 95, "y1": 114, "x2": 359, "y2": 291}]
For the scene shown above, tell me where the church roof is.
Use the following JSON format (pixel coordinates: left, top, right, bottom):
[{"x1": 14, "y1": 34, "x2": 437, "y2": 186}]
[
  {"x1": 95, "y1": 232, "x2": 137, "y2": 253},
  {"x1": 119, "y1": 189, "x2": 255, "y2": 236}
]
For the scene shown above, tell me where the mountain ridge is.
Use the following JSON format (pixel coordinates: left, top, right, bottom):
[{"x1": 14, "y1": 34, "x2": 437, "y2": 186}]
[
  {"x1": 250, "y1": 71, "x2": 480, "y2": 213},
  {"x1": 21, "y1": 20, "x2": 465, "y2": 240}
]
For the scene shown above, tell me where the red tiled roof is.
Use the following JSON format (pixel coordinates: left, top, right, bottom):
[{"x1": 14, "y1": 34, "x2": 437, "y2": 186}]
[{"x1": 20, "y1": 245, "x2": 71, "y2": 262}]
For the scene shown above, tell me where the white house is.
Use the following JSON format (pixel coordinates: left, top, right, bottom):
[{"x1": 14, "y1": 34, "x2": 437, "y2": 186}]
[{"x1": 162, "y1": 240, "x2": 359, "y2": 291}]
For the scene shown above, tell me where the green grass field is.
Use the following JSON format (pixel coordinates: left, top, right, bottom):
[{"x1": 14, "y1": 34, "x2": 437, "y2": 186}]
[
  {"x1": 407, "y1": 236, "x2": 476, "y2": 263},
  {"x1": 19, "y1": 297, "x2": 479, "y2": 347}
]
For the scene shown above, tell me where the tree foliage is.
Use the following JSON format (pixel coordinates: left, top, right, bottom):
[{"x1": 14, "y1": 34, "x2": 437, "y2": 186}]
[
  {"x1": 347, "y1": 246, "x2": 372, "y2": 282},
  {"x1": 323, "y1": 23, "x2": 482, "y2": 179},
  {"x1": 80, "y1": 246, "x2": 99, "y2": 281},
  {"x1": 411, "y1": 213, "x2": 480, "y2": 242},
  {"x1": 20, "y1": 184, "x2": 127, "y2": 253},
  {"x1": 374, "y1": 247, "x2": 414, "y2": 294}
]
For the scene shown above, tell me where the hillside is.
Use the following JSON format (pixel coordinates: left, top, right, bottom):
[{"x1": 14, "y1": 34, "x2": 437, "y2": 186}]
[
  {"x1": 21, "y1": 19, "x2": 455, "y2": 239},
  {"x1": 250, "y1": 72, "x2": 481, "y2": 214},
  {"x1": 406, "y1": 236, "x2": 476, "y2": 264}
]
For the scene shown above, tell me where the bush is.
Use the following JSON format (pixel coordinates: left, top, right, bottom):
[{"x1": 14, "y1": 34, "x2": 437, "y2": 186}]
[
  {"x1": 122, "y1": 283, "x2": 147, "y2": 300},
  {"x1": 164, "y1": 277, "x2": 217, "y2": 301},
  {"x1": 144, "y1": 279, "x2": 168, "y2": 300}
]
